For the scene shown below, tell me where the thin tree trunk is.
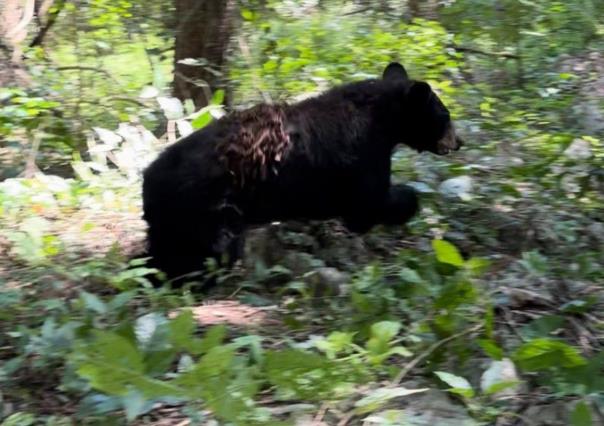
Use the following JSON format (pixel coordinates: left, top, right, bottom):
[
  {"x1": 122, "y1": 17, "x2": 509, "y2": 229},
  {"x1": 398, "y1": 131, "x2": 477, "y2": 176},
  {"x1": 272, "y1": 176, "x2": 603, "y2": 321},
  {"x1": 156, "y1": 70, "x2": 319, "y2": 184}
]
[
  {"x1": 172, "y1": 0, "x2": 237, "y2": 109},
  {"x1": 0, "y1": 0, "x2": 33, "y2": 86},
  {"x1": 408, "y1": 0, "x2": 439, "y2": 20},
  {"x1": 30, "y1": 0, "x2": 66, "y2": 47}
]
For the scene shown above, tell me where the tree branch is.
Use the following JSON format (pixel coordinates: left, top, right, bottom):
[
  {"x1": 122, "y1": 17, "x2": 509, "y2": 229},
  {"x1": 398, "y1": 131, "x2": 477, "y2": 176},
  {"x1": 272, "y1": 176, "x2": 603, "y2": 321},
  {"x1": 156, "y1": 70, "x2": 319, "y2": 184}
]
[
  {"x1": 30, "y1": 0, "x2": 65, "y2": 47},
  {"x1": 55, "y1": 65, "x2": 117, "y2": 81},
  {"x1": 449, "y1": 44, "x2": 520, "y2": 59}
]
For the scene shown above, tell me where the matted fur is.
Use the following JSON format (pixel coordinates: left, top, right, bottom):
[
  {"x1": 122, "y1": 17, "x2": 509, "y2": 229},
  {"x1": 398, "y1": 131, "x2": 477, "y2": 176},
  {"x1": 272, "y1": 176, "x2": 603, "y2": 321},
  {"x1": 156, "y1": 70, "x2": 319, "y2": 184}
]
[{"x1": 217, "y1": 104, "x2": 291, "y2": 187}]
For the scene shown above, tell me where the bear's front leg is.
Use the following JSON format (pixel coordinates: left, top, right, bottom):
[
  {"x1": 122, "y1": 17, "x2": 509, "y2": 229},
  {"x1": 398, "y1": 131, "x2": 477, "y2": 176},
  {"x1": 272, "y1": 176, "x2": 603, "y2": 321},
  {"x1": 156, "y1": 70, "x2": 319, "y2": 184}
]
[
  {"x1": 341, "y1": 171, "x2": 390, "y2": 234},
  {"x1": 342, "y1": 184, "x2": 419, "y2": 233},
  {"x1": 209, "y1": 201, "x2": 246, "y2": 268},
  {"x1": 145, "y1": 219, "x2": 217, "y2": 285},
  {"x1": 378, "y1": 184, "x2": 419, "y2": 226}
]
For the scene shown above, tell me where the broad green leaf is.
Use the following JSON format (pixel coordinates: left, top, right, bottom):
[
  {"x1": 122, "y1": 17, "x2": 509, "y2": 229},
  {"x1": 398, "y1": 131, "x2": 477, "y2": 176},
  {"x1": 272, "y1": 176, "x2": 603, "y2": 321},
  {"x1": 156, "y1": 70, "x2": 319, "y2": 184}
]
[
  {"x1": 191, "y1": 111, "x2": 212, "y2": 129},
  {"x1": 168, "y1": 310, "x2": 196, "y2": 351},
  {"x1": 520, "y1": 315, "x2": 566, "y2": 340},
  {"x1": 570, "y1": 401, "x2": 592, "y2": 426},
  {"x1": 241, "y1": 9, "x2": 255, "y2": 21},
  {"x1": 434, "y1": 280, "x2": 477, "y2": 310},
  {"x1": 484, "y1": 381, "x2": 522, "y2": 395},
  {"x1": 211, "y1": 89, "x2": 225, "y2": 105},
  {"x1": 366, "y1": 321, "x2": 402, "y2": 362},
  {"x1": 513, "y1": 338, "x2": 587, "y2": 371},
  {"x1": 265, "y1": 349, "x2": 360, "y2": 400},
  {"x1": 230, "y1": 334, "x2": 264, "y2": 363},
  {"x1": 0, "y1": 413, "x2": 36, "y2": 426},
  {"x1": 107, "y1": 290, "x2": 137, "y2": 310},
  {"x1": 80, "y1": 291, "x2": 107, "y2": 314},
  {"x1": 316, "y1": 331, "x2": 355, "y2": 358},
  {"x1": 370, "y1": 321, "x2": 401, "y2": 342},
  {"x1": 78, "y1": 394, "x2": 122, "y2": 417},
  {"x1": 197, "y1": 324, "x2": 227, "y2": 354},
  {"x1": 205, "y1": 367, "x2": 261, "y2": 423},
  {"x1": 89, "y1": 331, "x2": 144, "y2": 372},
  {"x1": 435, "y1": 371, "x2": 475, "y2": 398},
  {"x1": 465, "y1": 257, "x2": 491, "y2": 275},
  {"x1": 176, "y1": 346, "x2": 259, "y2": 423},
  {"x1": 399, "y1": 267, "x2": 423, "y2": 284},
  {"x1": 384, "y1": 346, "x2": 413, "y2": 359},
  {"x1": 477, "y1": 339, "x2": 504, "y2": 360},
  {"x1": 73, "y1": 331, "x2": 186, "y2": 398},
  {"x1": 122, "y1": 391, "x2": 152, "y2": 421},
  {"x1": 432, "y1": 239, "x2": 465, "y2": 267},
  {"x1": 177, "y1": 345, "x2": 235, "y2": 387}
]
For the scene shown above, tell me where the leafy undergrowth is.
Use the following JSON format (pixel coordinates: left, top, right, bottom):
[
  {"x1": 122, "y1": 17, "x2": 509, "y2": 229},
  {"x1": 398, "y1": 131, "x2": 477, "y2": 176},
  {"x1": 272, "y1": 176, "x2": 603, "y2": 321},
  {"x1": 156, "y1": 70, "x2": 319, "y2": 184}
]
[{"x1": 1, "y1": 97, "x2": 604, "y2": 426}]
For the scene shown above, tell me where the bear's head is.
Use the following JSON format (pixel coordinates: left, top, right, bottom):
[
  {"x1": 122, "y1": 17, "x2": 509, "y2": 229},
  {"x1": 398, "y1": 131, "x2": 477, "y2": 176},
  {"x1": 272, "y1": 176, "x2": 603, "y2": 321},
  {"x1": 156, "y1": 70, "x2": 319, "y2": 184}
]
[{"x1": 383, "y1": 62, "x2": 463, "y2": 155}]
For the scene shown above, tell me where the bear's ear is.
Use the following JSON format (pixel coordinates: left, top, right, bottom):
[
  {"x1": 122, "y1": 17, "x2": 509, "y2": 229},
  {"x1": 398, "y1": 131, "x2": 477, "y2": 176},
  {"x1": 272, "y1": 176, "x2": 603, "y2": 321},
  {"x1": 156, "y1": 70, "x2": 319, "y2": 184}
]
[
  {"x1": 407, "y1": 81, "x2": 432, "y2": 104},
  {"x1": 383, "y1": 62, "x2": 409, "y2": 82}
]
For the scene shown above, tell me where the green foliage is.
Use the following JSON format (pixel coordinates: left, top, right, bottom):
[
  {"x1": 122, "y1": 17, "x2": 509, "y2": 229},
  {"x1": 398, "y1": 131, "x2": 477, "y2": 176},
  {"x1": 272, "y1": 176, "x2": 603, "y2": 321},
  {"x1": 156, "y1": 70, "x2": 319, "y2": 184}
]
[
  {"x1": 434, "y1": 371, "x2": 475, "y2": 398},
  {"x1": 432, "y1": 239, "x2": 465, "y2": 267},
  {"x1": 0, "y1": 89, "x2": 60, "y2": 136},
  {"x1": 570, "y1": 401, "x2": 593, "y2": 426},
  {"x1": 231, "y1": 10, "x2": 462, "y2": 107},
  {"x1": 66, "y1": 314, "x2": 266, "y2": 423},
  {"x1": 365, "y1": 321, "x2": 412, "y2": 365},
  {"x1": 513, "y1": 338, "x2": 587, "y2": 371},
  {"x1": 265, "y1": 349, "x2": 361, "y2": 401}
]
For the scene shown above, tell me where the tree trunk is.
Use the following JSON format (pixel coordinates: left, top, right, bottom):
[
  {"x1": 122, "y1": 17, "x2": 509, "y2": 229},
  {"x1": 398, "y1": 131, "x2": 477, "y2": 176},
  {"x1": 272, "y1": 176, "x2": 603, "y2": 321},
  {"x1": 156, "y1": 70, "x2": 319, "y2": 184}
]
[
  {"x1": 172, "y1": 0, "x2": 237, "y2": 109},
  {"x1": 408, "y1": 0, "x2": 439, "y2": 20},
  {"x1": 0, "y1": 0, "x2": 33, "y2": 86}
]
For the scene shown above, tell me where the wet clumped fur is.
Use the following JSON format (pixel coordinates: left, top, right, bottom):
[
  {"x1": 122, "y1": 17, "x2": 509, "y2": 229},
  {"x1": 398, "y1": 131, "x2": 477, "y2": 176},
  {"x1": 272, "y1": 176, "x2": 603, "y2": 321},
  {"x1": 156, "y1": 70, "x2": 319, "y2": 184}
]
[{"x1": 217, "y1": 104, "x2": 291, "y2": 187}]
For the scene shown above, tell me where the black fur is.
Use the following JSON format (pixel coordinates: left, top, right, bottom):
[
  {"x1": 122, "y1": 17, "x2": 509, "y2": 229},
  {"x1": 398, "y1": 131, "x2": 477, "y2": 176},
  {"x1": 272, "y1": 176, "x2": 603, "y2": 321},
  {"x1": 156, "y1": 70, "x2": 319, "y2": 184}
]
[{"x1": 142, "y1": 63, "x2": 462, "y2": 284}]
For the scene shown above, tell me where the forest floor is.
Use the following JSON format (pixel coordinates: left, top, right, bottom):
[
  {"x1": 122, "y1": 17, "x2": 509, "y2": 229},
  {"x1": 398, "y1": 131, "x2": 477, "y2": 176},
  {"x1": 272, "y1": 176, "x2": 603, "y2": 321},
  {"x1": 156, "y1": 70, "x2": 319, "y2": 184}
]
[{"x1": 1, "y1": 138, "x2": 603, "y2": 425}]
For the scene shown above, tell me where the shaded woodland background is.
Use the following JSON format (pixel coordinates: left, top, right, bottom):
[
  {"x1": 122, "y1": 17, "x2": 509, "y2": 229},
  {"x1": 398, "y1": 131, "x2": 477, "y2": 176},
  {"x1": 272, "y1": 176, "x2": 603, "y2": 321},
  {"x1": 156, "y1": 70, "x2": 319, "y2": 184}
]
[{"x1": 1, "y1": 1, "x2": 603, "y2": 425}]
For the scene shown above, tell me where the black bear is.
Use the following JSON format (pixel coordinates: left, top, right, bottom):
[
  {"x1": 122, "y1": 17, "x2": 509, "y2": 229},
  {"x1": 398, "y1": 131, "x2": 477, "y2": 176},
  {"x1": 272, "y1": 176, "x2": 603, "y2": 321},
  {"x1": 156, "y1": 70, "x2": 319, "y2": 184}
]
[{"x1": 142, "y1": 63, "x2": 462, "y2": 283}]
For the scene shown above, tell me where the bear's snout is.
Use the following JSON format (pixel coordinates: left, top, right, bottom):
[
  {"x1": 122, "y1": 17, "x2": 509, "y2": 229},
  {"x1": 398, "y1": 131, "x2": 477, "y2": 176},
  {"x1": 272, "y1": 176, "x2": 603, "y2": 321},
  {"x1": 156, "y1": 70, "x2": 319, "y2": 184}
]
[{"x1": 435, "y1": 122, "x2": 463, "y2": 155}]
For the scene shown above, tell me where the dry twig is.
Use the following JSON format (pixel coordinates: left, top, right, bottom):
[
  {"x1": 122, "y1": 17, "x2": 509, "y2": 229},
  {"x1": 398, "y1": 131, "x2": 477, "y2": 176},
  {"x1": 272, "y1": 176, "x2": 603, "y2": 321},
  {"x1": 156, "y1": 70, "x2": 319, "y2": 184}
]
[{"x1": 391, "y1": 322, "x2": 485, "y2": 386}]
